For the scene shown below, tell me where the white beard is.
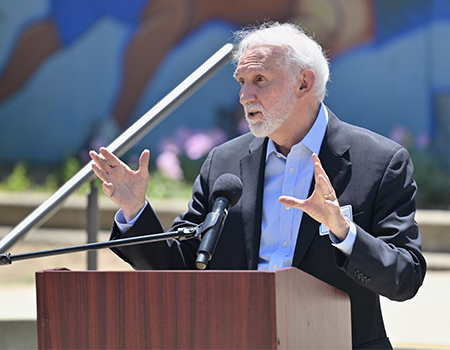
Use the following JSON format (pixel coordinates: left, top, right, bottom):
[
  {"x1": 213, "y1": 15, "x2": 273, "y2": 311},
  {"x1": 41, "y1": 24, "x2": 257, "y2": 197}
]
[{"x1": 244, "y1": 89, "x2": 297, "y2": 138}]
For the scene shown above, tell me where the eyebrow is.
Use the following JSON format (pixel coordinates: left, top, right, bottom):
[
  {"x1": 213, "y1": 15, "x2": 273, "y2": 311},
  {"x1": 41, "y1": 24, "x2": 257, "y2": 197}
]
[{"x1": 233, "y1": 68, "x2": 264, "y2": 79}]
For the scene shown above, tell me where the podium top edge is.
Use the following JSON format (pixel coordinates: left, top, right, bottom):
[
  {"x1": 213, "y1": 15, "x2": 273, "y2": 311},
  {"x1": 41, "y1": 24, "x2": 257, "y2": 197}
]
[{"x1": 35, "y1": 267, "x2": 299, "y2": 274}]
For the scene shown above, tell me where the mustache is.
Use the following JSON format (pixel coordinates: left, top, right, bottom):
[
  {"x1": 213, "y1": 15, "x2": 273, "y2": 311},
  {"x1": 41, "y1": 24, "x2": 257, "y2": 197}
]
[{"x1": 244, "y1": 103, "x2": 264, "y2": 115}]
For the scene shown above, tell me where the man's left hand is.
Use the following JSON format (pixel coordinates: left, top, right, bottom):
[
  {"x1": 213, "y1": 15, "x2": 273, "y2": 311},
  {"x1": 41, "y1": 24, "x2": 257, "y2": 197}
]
[{"x1": 279, "y1": 153, "x2": 350, "y2": 241}]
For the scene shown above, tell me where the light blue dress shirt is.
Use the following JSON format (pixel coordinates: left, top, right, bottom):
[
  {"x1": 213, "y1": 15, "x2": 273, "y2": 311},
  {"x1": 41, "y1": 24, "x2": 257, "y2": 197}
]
[{"x1": 257, "y1": 104, "x2": 355, "y2": 271}]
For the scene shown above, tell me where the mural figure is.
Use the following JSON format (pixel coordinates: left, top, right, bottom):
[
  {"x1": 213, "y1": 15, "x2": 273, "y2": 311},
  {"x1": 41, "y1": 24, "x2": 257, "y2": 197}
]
[
  {"x1": 0, "y1": 0, "x2": 373, "y2": 142},
  {"x1": 0, "y1": 0, "x2": 449, "y2": 170}
]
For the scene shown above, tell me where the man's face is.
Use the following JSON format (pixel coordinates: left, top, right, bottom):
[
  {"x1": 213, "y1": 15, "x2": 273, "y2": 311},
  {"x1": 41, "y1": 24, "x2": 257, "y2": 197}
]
[{"x1": 234, "y1": 46, "x2": 298, "y2": 138}]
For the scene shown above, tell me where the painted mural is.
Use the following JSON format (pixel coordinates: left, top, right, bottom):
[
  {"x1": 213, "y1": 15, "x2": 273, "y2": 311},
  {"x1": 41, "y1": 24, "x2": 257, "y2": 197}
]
[{"x1": 0, "y1": 0, "x2": 449, "y2": 204}]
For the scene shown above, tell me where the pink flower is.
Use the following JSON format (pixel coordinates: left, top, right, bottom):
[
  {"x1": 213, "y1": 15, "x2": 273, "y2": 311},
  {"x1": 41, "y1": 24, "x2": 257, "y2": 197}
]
[
  {"x1": 389, "y1": 126, "x2": 408, "y2": 146},
  {"x1": 159, "y1": 139, "x2": 181, "y2": 155},
  {"x1": 416, "y1": 133, "x2": 430, "y2": 150},
  {"x1": 156, "y1": 150, "x2": 183, "y2": 180},
  {"x1": 184, "y1": 128, "x2": 227, "y2": 160}
]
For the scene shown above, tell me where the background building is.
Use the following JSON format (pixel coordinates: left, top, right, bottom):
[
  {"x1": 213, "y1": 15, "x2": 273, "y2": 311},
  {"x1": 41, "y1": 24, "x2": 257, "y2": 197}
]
[{"x1": 0, "y1": 0, "x2": 449, "y2": 206}]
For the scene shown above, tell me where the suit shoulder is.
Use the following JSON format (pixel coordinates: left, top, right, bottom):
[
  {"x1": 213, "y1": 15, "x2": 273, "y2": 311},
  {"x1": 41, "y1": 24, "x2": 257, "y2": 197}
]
[
  {"x1": 343, "y1": 121, "x2": 404, "y2": 154},
  {"x1": 217, "y1": 132, "x2": 256, "y2": 147},
  {"x1": 327, "y1": 109, "x2": 405, "y2": 158},
  {"x1": 213, "y1": 132, "x2": 257, "y2": 154}
]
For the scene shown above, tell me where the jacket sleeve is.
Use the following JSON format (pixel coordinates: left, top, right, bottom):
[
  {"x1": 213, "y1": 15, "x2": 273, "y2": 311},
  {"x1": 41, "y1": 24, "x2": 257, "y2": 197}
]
[{"x1": 336, "y1": 147, "x2": 427, "y2": 301}]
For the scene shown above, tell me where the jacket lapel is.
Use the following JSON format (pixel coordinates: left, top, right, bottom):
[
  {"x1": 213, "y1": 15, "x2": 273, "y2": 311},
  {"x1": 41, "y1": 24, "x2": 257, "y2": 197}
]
[
  {"x1": 292, "y1": 109, "x2": 352, "y2": 267},
  {"x1": 239, "y1": 137, "x2": 267, "y2": 270}
]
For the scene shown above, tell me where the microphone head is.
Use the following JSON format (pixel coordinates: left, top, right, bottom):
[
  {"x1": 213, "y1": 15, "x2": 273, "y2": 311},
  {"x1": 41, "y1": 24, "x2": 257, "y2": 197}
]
[{"x1": 212, "y1": 173, "x2": 243, "y2": 207}]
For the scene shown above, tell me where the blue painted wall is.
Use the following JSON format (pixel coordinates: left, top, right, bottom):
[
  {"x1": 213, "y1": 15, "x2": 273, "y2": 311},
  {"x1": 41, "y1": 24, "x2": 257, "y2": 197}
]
[{"x1": 0, "y1": 0, "x2": 449, "y2": 170}]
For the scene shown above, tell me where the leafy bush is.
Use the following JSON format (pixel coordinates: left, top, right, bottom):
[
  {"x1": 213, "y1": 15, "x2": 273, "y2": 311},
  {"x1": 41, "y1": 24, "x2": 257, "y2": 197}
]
[
  {"x1": 0, "y1": 156, "x2": 192, "y2": 200},
  {"x1": 389, "y1": 125, "x2": 450, "y2": 209},
  {"x1": 1, "y1": 125, "x2": 448, "y2": 209},
  {"x1": 411, "y1": 150, "x2": 450, "y2": 208},
  {"x1": 0, "y1": 161, "x2": 31, "y2": 192}
]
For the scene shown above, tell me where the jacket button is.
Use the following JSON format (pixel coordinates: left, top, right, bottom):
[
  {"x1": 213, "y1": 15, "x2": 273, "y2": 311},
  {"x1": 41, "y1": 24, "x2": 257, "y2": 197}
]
[
  {"x1": 361, "y1": 276, "x2": 367, "y2": 283},
  {"x1": 358, "y1": 273, "x2": 364, "y2": 280},
  {"x1": 354, "y1": 269, "x2": 360, "y2": 277},
  {"x1": 365, "y1": 278, "x2": 372, "y2": 285}
]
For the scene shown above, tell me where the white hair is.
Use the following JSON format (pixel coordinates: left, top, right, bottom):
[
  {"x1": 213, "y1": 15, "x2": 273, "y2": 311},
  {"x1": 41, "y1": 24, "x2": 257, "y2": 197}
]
[{"x1": 232, "y1": 22, "x2": 330, "y2": 102}]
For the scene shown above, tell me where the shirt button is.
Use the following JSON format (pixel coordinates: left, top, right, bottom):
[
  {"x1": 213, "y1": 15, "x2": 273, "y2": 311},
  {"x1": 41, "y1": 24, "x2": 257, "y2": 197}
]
[
  {"x1": 273, "y1": 264, "x2": 279, "y2": 270},
  {"x1": 289, "y1": 167, "x2": 295, "y2": 173},
  {"x1": 282, "y1": 241, "x2": 288, "y2": 248},
  {"x1": 276, "y1": 154, "x2": 282, "y2": 159},
  {"x1": 285, "y1": 206, "x2": 290, "y2": 210}
]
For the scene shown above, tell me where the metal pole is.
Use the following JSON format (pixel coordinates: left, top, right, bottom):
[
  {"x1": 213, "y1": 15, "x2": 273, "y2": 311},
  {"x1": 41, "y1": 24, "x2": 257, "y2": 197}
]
[
  {"x1": 0, "y1": 43, "x2": 234, "y2": 253},
  {"x1": 87, "y1": 180, "x2": 99, "y2": 270}
]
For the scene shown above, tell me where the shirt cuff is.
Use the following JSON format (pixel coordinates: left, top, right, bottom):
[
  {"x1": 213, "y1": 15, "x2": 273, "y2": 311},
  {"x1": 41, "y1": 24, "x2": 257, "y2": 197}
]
[
  {"x1": 114, "y1": 201, "x2": 177, "y2": 248},
  {"x1": 330, "y1": 220, "x2": 357, "y2": 256},
  {"x1": 115, "y1": 201, "x2": 148, "y2": 235}
]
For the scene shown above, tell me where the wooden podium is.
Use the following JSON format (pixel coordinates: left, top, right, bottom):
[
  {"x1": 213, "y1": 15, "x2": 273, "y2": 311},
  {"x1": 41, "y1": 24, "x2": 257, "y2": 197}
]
[{"x1": 36, "y1": 268, "x2": 351, "y2": 349}]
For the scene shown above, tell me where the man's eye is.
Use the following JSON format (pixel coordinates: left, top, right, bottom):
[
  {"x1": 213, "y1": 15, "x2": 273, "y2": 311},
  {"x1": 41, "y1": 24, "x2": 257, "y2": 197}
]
[{"x1": 256, "y1": 76, "x2": 265, "y2": 83}]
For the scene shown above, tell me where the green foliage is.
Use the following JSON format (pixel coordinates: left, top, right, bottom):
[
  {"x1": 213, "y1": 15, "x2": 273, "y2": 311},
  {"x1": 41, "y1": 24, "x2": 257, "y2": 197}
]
[
  {"x1": 61, "y1": 156, "x2": 82, "y2": 183},
  {"x1": 1, "y1": 143, "x2": 448, "y2": 208},
  {"x1": 147, "y1": 170, "x2": 192, "y2": 199},
  {"x1": 0, "y1": 158, "x2": 193, "y2": 200},
  {"x1": 0, "y1": 161, "x2": 31, "y2": 191},
  {"x1": 387, "y1": 125, "x2": 450, "y2": 209},
  {"x1": 411, "y1": 150, "x2": 450, "y2": 209},
  {"x1": 43, "y1": 173, "x2": 59, "y2": 192},
  {"x1": 0, "y1": 157, "x2": 89, "y2": 193},
  {"x1": 178, "y1": 155, "x2": 206, "y2": 183}
]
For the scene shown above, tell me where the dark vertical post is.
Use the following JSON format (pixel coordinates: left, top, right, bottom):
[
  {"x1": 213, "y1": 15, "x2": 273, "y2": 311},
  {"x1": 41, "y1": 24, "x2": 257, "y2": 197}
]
[{"x1": 87, "y1": 180, "x2": 99, "y2": 270}]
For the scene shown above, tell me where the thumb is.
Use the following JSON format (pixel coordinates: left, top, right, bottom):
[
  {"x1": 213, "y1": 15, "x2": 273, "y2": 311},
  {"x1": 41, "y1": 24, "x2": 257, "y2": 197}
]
[
  {"x1": 138, "y1": 149, "x2": 150, "y2": 174},
  {"x1": 279, "y1": 195, "x2": 306, "y2": 209}
]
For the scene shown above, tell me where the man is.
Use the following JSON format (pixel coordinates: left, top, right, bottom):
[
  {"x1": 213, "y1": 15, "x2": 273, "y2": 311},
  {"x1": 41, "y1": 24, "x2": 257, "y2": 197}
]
[{"x1": 90, "y1": 22, "x2": 426, "y2": 349}]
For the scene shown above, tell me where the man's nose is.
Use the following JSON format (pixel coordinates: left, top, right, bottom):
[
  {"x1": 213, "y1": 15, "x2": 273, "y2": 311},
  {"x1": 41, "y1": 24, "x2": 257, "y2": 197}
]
[{"x1": 239, "y1": 85, "x2": 256, "y2": 105}]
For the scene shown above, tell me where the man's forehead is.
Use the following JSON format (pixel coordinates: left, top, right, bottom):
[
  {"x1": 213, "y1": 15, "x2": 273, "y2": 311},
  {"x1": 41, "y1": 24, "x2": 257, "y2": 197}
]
[{"x1": 234, "y1": 45, "x2": 285, "y2": 77}]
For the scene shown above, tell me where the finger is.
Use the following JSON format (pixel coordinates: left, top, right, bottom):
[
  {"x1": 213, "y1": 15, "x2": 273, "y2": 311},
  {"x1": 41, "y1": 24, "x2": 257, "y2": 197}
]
[
  {"x1": 99, "y1": 147, "x2": 121, "y2": 168},
  {"x1": 101, "y1": 181, "x2": 115, "y2": 197},
  {"x1": 316, "y1": 174, "x2": 335, "y2": 200},
  {"x1": 89, "y1": 150, "x2": 102, "y2": 165},
  {"x1": 91, "y1": 163, "x2": 109, "y2": 182},
  {"x1": 89, "y1": 150, "x2": 99, "y2": 160},
  {"x1": 89, "y1": 150, "x2": 112, "y2": 173},
  {"x1": 312, "y1": 153, "x2": 322, "y2": 186},
  {"x1": 138, "y1": 149, "x2": 150, "y2": 174},
  {"x1": 312, "y1": 154, "x2": 334, "y2": 197},
  {"x1": 312, "y1": 153, "x2": 330, "y2": 183}
]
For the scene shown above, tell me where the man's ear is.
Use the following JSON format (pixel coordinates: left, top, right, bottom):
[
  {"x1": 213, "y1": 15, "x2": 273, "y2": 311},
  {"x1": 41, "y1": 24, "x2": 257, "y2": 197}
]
[{"x1": 297, "y1": 69, "x2": 316, "y2": 97}]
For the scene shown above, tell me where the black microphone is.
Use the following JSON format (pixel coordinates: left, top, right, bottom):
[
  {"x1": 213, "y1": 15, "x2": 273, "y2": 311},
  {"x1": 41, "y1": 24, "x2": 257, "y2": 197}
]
[{"x1": 196, "y1": 174, "x2": 243, "y2": 270}]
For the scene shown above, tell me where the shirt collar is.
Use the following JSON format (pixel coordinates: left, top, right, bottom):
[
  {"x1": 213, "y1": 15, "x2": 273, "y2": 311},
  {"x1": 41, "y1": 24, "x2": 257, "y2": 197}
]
[{"x1": 266, "y1": 103, "x2": 329, "y2": 160}]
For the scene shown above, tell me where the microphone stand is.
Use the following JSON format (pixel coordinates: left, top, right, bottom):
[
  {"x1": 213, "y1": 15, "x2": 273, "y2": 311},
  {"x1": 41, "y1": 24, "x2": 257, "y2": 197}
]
[{"x1": 0, "y1": 227, "x2": 199, "y2": 266}]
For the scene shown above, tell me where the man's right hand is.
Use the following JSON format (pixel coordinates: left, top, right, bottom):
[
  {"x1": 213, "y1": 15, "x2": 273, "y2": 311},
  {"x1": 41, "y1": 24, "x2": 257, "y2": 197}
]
[{"x1": 89, "y1": 147, "x2": 150, "y2": 222}]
